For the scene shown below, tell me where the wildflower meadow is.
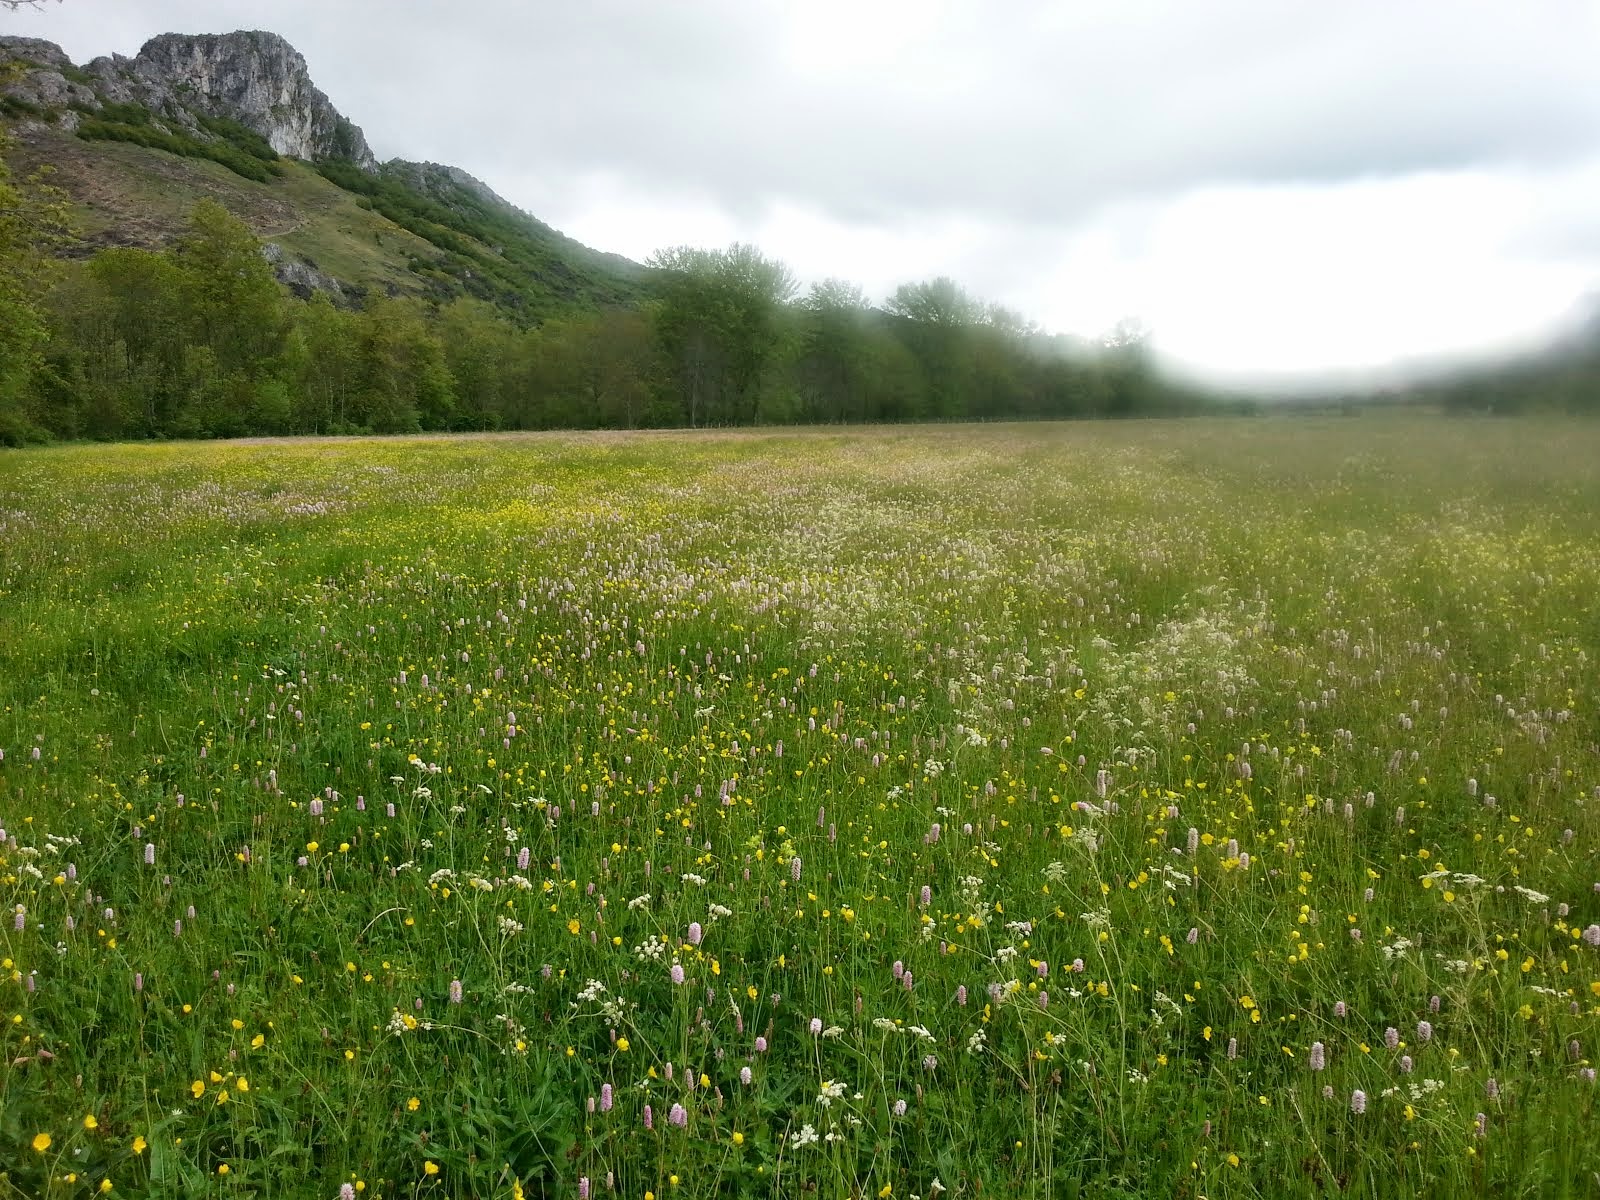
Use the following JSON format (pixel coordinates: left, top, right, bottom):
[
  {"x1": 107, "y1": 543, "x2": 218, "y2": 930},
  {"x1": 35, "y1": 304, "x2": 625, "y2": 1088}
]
[{"x1": 1, "y1": 417, "x2": 1598, "y2": 1198}]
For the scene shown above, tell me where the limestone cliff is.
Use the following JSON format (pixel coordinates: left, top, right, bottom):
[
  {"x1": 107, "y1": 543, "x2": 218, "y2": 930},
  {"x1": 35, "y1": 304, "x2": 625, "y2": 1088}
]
[
  {"x1": 88, "y1": 31, "x2": 376, "y2": 167},
  {"x1": 1, "y1": 30, "x2": 374, "y2": 168}
]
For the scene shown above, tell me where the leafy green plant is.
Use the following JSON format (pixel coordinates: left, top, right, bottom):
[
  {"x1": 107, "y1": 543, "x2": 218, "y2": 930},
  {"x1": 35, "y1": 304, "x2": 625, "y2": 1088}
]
[{"x1": 75, "y1": 109, "x2": 280, "y2": 183}]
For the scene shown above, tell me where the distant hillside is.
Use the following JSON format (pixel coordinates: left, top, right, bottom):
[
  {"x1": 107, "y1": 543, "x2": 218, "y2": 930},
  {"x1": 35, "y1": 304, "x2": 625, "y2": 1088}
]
[
  {"x1": 0, "y1": 31, "x2": 643, "y2": 318},
  {"x1": 1404, "y1": 299, "x2": 1600, "y2": 413}
]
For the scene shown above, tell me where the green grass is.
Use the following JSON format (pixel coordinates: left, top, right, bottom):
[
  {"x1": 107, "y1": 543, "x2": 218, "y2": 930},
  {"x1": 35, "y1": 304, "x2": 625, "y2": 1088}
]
[{"x1": 0, "y1": 417, "x2": 1598, "y2": 1198}]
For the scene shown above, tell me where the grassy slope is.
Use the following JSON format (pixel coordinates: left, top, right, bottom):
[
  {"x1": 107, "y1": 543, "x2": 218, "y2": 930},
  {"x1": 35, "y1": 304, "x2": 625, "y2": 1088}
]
[
  {"x1": 3, "y1": 120, "x2": 637, "y2": 312},
  {"x1": 6, "y1": 122, "x2": 444, "y2": 299}
]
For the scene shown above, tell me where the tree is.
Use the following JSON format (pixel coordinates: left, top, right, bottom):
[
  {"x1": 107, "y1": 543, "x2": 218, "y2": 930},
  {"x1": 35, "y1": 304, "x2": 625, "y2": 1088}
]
[
  {"x1": 1100, "y1": 318, "x2": 1154, "y2": 417},
  {"x1": 79, "y1": 248, "x2": 185, "y2": 436},
  {"x1": 436, "y1": 297, "x2": 521, "y2": 429},
  {"x1": 285, "y1": 294, "x2": 360, "y2": 433},
  {"x1": 883, "y1": 277, "x2": 981, "y2": 328},
  {"x1": 0, "y1": 141, "x2": 47, "y2": 442},
  {"x1": 351, "y1": 296, "x2": 454, "y2": 433},
  {"x1": 172, "y1": 201, "x2": 285, "y2": 373},
  {"x1": 0, "y1": 128, "x2": 74, "y2": 443},
  {"x1": 795, "y1": 279, "x2": 873, "y2": 422},
  {"x1": 883, "y1": 277, "x2": 984, "y2": 418},
  {"x1": 647, "y1": 243, "x2": 796, "y2": 426},
  {"x1": 534, "y1": 308, "x2": 656, "y2": 428}
]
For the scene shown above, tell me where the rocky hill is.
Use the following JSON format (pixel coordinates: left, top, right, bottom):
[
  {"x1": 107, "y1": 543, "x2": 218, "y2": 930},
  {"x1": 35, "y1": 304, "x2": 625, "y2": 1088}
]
[{"x1": 0, "y1": 30, "x2": 642, "y2": 316}]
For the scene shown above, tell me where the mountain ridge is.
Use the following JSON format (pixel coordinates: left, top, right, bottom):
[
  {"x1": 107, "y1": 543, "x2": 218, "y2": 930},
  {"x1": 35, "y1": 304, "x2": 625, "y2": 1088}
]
[{"x1": 0, "y1": 29, "x2": 642, "y2": 316}]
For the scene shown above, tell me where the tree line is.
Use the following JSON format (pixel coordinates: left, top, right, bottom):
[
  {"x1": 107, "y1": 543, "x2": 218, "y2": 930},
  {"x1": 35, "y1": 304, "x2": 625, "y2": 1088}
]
[{"x1": 0, "y1": 139, "x2": 1223, "y2": 445}]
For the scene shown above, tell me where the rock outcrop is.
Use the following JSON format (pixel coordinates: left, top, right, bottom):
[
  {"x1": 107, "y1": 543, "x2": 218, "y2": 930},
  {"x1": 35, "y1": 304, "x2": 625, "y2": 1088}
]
[
  {"x1": 87, "y1": 31, "x2": 376, "y2": 168},
  {"x1": 260, "y1": 242, "x2": 350, "y2": 304},
  {"x1": 1, "y1": 30, "x2": 374, "y2": 169},
  {"x1": 0, "y1": 36, "x2": 100, "y2": 112}
]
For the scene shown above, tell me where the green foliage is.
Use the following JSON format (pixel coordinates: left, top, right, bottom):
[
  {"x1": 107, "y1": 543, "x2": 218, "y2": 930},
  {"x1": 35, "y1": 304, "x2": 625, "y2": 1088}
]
[
  {"x1": 0, "y1": 94, "x2": 44, "y2": 119},
  {"x1": 351, "y1": 294, "x2": 456, "y2": 433},
  {"x1": 57, "y1": 62, "x2": 96, "y2": 88},
  {"x1": 647, "y1": 243, "x2": 799, "y2": 426},
  {"x1": 325, "y1": 115, "x2": 367, "y2": 163},
  {"x1": 1416, "y1": 332, "x2": 1600, "y2": 416},
  {"x1": 76, "y1": 107, "x2": 281, "y2": 183},
  {"x1": 91, "y1": 100, "x2": 155, "y2": 126},
  {"x1": 194, "y1": 112, "x2": 280, "y2": 163},
  {"x1": 315, "y1": 159, "x2": 639, "y2": 318},
  {"x1": 0, "y1": 126, "x2": 73, "y2": 445}
]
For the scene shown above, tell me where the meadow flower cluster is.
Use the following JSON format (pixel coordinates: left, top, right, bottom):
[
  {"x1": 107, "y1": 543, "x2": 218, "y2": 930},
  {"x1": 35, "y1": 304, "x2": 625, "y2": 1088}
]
[{"x1": 0, "y1": 419, "x2": 1598, "y2": 1196}]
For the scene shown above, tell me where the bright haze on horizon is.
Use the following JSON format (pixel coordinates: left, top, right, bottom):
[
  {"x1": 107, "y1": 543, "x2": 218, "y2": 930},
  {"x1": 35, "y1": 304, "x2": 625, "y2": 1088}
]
[{"x1": 9, "y1": 0, "x2": 1600, "y2": 384}]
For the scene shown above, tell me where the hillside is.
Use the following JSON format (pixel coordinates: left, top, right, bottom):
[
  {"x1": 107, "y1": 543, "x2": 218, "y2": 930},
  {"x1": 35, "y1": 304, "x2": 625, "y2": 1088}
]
[
  {"x1": 1407, "y1": 299, "x2": 1600, "y2": 413},
  {"x1": 0, "y1": 31, "x2": 643, "y2": 318}
]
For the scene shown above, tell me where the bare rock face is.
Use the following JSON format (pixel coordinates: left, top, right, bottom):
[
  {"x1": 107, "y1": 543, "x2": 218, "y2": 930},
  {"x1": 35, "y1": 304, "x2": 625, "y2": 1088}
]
[
  {"x1": 260, "y1": 242, "x2": 349, "y2": 304},
  {"x1": 0, "y1": 36, "x2": 73, "y2": 71},
  {"x1": 88, "y1": 31, "x2": 376, "y2": 168},
  {"x1": 0, "y1": 36, "x2": 101, "y2": 112}
]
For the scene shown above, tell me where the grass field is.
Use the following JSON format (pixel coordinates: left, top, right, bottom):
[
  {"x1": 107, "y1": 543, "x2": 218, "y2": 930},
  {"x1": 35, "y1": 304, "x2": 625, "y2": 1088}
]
[{"x1": 1, "y1": 417, "x2": 1598, "y2": 1198}]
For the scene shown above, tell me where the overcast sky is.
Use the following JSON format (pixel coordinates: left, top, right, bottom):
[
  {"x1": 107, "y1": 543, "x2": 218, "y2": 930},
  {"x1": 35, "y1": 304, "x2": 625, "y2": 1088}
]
[{"x1": 8, "y1": 0, "x2": 1600, "y2": 380}]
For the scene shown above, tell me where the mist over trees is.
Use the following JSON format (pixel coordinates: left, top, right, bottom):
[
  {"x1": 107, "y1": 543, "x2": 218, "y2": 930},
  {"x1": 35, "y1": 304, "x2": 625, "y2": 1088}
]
[{"x1": 0, "y1": 131, "x2": 1220, "y2": 444}]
